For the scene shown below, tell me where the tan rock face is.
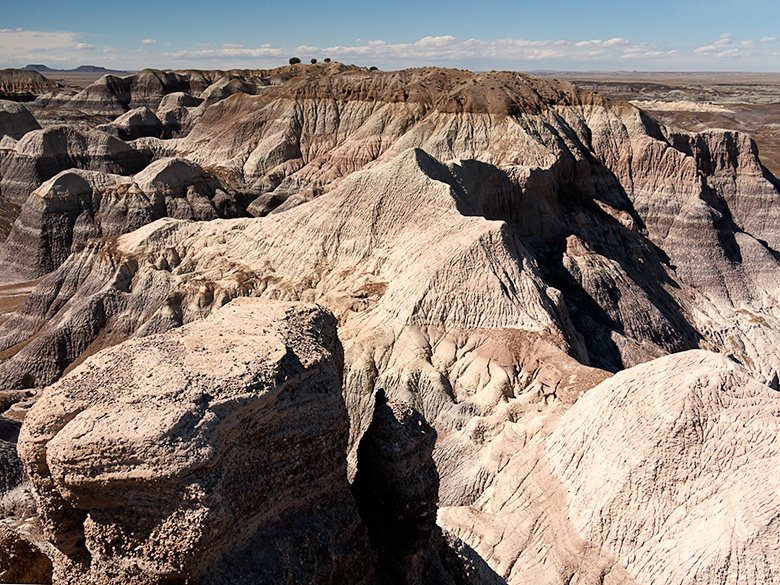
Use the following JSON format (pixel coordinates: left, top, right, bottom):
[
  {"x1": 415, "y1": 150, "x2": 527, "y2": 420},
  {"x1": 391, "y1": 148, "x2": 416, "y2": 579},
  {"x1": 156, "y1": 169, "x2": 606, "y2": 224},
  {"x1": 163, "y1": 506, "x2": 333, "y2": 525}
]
[
  {"x1": 18, "y1": 299, "x2": 374, "y2": 584},
  {"x1": 0, "y1": 525, "x2": 52, "y2": 584},
  {"x1": 0, "y1": 100, "x2": 41, "y2": 140},
  {"x1": 441, "y1": 350, "x2": 780, "y2": 585},
  {"x1": 2, "y1": 65, "x2": 780, "y2": 585},
  {"x1": 0, "y1": 158, "x2": 247, "y2": 284},
  {"x1": 547, "y1": 350, "x2": 780, "y2": 584}
]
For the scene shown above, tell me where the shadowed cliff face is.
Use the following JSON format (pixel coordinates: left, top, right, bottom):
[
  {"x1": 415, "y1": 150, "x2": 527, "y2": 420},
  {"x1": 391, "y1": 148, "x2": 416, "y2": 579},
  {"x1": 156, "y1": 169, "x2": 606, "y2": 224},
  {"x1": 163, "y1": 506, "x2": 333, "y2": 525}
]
[
  {"x1": 3, "y1": 65, "x2": 780, "y2": 585},
  {"x1": 351, "y1": 391, "x2": 469, "y2": 585}
]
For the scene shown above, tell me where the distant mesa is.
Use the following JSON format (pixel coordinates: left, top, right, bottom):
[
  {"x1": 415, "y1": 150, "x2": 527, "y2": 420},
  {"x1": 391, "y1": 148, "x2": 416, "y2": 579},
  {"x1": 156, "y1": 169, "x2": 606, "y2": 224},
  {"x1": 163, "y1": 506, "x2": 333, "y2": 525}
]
[
  {"x1": 22, "y1": 64, "x2": 56, "y2": 72},
  {"x1": 74, "y1": 65, "x2": 126, "y2": 73},
  {"x1": 74, "y1": 65, "x2": 109, "y2": 73},
  {"x1": 22, "y1": 64, "x2": 129, "y2": 74}
]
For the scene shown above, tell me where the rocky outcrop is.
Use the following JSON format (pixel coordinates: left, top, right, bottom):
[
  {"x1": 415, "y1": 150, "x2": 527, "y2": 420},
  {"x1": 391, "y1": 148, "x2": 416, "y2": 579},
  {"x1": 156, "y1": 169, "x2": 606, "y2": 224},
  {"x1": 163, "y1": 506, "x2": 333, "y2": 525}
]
[
  {"x1": 0, "y1": 526, "x2": 52, "y2": 584},
  {"x1": 96, "y1": 106, "x2": 162, "y2": 141},
  {"x1": 0, "y1": 69, "x2": 60, "y2": 101},
  {"x1": 3, "y1": 66, "x2": 780, "y2": 585},
  {"x1": 18, "y1": 299, "x2": 376, "y2": 584},
  {"x1": 63, "y1": 68, "x2": 268, "y2": 116},
  {"x1": 66, "y1": 69, "x2": 194, "y2": 116},
  {"x1": 156, "y1": 92, "x2": 203, "y2": 138},
  {"x1": 548, "y1": 350, "x2": 780, "y2": 584},
  {"x1": 0, "y1": 170, "x2": 132, "y2": 282},
  {"x1": 440, "y1": 350, "x2": 780, "y2": 584},
  {"x1": 0, "y1": 158, "x2": 245, "y2": 283},
  {"x1": 0, "y1": 149, "x2": 594, "y2": 389},
  {"x1": 0, "y1": 100, "x2": 41, "y2": 140},
  {"x1": 2, "y1": 131, "x2": 777, "y2": 391},
  {"x1": 0, "y1": 126, "x2": 150, "y2": 208},
  {"x1": 58, "y1": 65, "x2": 335, "y2": 119},
  {"x1": 28, "y1": 89, "x2": 79, "y2": 113}
]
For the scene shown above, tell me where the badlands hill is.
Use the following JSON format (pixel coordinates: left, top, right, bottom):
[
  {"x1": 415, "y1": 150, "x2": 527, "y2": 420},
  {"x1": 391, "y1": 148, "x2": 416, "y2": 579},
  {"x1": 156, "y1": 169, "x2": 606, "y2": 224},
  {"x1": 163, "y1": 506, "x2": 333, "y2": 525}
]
[
  {"x1": 0, "y1": 69, "x2": 61, "y2": 102},
  {"x1": 1, "y1": 64, "x2": 780, "y2": 584}
]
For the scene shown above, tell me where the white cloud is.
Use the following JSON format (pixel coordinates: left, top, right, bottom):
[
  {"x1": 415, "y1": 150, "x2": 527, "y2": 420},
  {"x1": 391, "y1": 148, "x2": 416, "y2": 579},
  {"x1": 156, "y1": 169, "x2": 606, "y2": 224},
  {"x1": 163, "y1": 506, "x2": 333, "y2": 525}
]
[
  {"x1": 1, "y1": 28, "x2": 777, "y2": 72},
  {"x1": 694, "y1": 45, "x2": 718, "y2": 54},
  {"x1": 0, "y1": 28, "x2": 82, "y2": 64},
  {"x1": 604, "y1": 38, "x2": 631, "y2": 47},
  {"x1": 0, "y1": 28, "x2": 76, "y2": 45},
  {"x1": 315, "y1": 36, "x2": 685, "y2": 66},
  {"x1": 693, "y1": 33, "x2": 762, "y2": 61},
  {"x1": 713, "y1": 33, "x2": 734, "y2": 46},
  {"x1": 167, "y1": 44, "x2": 284, "y2": 61},
  {"x1": 716, "y1": 48, "x2": 744, "y2": 58},
  {"x1": 575, "y1": 38, "x2": 630, "y2": 48}
]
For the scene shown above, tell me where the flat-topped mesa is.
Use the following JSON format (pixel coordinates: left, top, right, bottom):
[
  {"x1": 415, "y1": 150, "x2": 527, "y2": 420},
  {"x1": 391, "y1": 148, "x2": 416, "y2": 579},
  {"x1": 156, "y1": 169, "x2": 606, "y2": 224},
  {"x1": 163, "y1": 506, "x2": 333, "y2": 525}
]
[
  {"x1": 221, "y1": 66, "x2": 600, "y2": 114},
  {"x1": 176, "y1": 65, "x2": 766, "y2": 227},
  {"x1": 175, "y1": 67, "x2": 606, "y2": 207}
]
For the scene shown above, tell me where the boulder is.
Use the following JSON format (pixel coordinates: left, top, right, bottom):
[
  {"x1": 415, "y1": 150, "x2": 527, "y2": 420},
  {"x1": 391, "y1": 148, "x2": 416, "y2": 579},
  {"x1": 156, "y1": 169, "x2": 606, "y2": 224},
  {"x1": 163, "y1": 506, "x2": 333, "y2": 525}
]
[{"x1": 18, "y1": 299, "x2": 375, "y2": 584}]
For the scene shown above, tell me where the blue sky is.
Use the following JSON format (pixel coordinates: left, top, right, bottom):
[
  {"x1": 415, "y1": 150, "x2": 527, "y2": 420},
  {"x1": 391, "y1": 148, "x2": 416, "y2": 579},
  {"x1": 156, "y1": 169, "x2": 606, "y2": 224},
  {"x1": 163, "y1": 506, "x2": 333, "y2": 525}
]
[{"x1": 2, "y1": 0, "x2": 779, "y2": 71}]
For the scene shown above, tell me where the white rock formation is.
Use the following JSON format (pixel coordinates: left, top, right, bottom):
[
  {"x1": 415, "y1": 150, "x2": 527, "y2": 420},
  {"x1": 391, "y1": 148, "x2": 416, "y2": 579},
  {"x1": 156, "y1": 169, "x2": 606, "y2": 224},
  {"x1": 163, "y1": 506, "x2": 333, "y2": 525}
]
[
  {"x1": 2, "y1": 66, "x2": 780, "y2": 585},
  {"x1": 441, "y1": 350, "x2": 780, "y2": 585}
]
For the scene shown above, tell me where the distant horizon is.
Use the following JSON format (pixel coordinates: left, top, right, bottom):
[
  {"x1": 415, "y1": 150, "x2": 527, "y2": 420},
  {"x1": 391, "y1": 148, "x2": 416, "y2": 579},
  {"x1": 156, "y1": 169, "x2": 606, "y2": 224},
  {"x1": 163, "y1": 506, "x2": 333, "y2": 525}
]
[
  {"x1": 9, "y1": 62, "x2": 780, "y2": 76},
  {"x1": 2, "y1": 0, "x2": 779, "y2": 72}
]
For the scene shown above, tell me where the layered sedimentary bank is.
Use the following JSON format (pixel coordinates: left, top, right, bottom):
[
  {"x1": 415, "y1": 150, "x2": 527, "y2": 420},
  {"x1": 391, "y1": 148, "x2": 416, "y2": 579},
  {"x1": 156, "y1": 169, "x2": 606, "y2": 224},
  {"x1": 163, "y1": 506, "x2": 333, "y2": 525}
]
[{"x1": 1, "y1": 64, "x2": 780, "y2": 585}]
